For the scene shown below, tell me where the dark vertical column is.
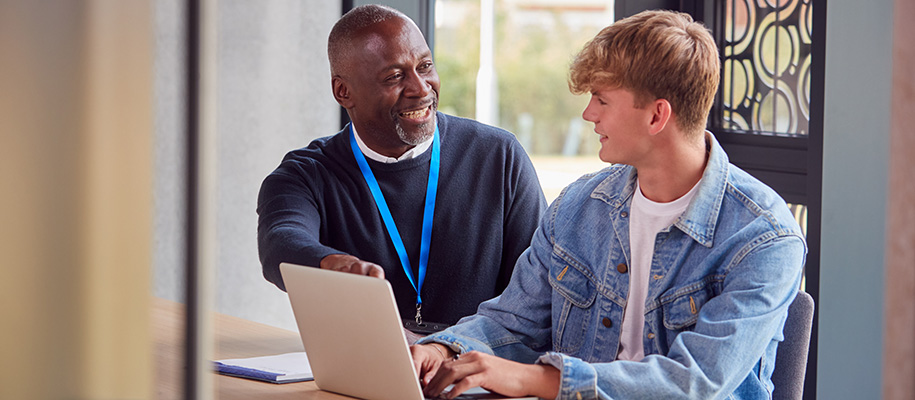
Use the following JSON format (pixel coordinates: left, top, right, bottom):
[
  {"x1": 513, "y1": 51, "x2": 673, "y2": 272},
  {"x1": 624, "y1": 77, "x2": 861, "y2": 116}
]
[
  {"x1": 803, "y1": 1, "x2": 827, "y2": 398},
  {"x1": 678, "y1": 0, "x2": 705, "y2": 23},
  {"x1": 419, "y1": 0, "x2": 435, "y2": 54},
  {"x1": 614, "y1": 0, "x2": 679, "y2": 19},
  {"x1": 339, "y1": 0, "x2": 354, "y2": 130},
  {"x1": 184, "y1": 0, "x2": 201, "y2": 398}
]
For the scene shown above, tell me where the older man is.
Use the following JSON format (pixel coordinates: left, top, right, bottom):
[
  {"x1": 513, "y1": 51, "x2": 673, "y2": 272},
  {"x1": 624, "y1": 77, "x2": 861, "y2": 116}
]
[{"x1": 257, "y1": 4, "x2": 546, "y2": 334}]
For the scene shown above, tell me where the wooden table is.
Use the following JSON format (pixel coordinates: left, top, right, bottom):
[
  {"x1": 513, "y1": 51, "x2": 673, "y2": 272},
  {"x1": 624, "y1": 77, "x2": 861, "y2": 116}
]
[{"x1": 153, "y1": 297, "x2": 349, "y2": 399}]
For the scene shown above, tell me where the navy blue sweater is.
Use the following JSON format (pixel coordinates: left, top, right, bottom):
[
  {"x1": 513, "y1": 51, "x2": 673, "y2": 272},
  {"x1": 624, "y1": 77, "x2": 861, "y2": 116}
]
[{"x1": 257, "y1": 113, "x2": 546, "y2": 325}]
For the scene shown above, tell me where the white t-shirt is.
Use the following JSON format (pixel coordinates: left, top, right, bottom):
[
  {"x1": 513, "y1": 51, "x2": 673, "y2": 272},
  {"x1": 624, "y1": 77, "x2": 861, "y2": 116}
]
[{"x1": 616, "y1": 178, "x2": 700, "y2": 361}]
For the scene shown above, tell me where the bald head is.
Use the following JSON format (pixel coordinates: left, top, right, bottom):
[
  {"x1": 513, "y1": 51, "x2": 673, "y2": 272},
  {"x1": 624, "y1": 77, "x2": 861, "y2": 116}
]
[
  {"x1": 328, "y1": 4, "x2": 416, "y2": 77},
  {"x1": 325, "y1": 4, "x2": 440, "y2": 158}
]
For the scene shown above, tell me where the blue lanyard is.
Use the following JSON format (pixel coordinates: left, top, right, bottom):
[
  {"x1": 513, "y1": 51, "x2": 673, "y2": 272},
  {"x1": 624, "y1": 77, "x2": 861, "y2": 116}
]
[{"x1": 349, "y1": 124, "x2": 439, "y2": 322}]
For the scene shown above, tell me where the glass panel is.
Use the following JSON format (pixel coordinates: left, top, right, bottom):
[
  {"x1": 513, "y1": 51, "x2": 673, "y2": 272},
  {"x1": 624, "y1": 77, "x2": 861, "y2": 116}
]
[
  {"x1": 435, "y1": 0, "x2": 614, "y2": 202},
  {"x1": 719, "y1": 0, "x2": 812, "y2": 136},
  {"x1": 787, "y1": 203, "x2": 808, "y2": 237},
  {"x1": 786, "y1": 203, "x2": 808, "y2": 291}
]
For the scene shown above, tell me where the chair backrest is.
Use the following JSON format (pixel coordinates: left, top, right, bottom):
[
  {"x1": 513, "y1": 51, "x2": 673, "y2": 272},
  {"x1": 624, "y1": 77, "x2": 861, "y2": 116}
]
[{"x1": 771, "y1": 290, "x2": 815, "y2": 400}]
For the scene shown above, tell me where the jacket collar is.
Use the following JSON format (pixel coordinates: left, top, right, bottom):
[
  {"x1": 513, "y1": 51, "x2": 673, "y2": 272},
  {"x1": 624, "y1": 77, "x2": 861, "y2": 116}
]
[{"x1": 590, "y1": 131, "x2": 727, "y2": 248}]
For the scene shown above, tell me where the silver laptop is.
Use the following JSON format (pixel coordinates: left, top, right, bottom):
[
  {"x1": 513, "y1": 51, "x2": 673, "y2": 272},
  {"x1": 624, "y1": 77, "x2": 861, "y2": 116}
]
[{"x1": 280, "y1": 262, "x2": 536, "y2": 400}]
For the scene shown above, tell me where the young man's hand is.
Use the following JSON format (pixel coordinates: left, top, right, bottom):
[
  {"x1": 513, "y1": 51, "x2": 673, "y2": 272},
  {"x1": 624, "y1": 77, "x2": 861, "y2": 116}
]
[
  {"x1": 415, "y1": 349, "x2": 560, "y2": 400},
  {"x1": 410, "y1": 343, "x2": 453, "y2": 383},
  {"x1": 319, "y1": 254, "x2": 384, "y2": 278}
]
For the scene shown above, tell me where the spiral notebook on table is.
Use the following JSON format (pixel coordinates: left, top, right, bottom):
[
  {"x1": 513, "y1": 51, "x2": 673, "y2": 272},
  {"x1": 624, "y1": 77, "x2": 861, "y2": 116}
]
[{"x1": 214, "y1": 351, "x2": 313, "y2": 384}]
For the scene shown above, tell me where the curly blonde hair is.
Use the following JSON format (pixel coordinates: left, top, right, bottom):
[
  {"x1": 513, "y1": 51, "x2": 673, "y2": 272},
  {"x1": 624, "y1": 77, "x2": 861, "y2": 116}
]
[{"x1": 569, "y1": 10, "x2": 720, "y2": 137}]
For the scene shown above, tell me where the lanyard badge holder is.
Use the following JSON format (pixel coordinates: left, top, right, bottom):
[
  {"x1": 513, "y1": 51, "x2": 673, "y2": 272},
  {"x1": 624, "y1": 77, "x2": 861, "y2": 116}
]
[{"x1": 349, "y1": 125, "x2": 446, "y2": 334}]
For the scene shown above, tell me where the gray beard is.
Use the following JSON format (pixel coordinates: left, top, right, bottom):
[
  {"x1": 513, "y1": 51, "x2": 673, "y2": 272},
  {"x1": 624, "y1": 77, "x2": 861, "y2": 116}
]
[{"x1": 394, "y1": 115, "x2": 436, "y2": 146}]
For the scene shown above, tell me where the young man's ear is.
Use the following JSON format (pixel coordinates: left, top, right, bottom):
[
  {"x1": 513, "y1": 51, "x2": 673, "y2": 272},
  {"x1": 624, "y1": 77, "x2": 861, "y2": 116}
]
[
  {"x1": 332, "y1": 76, "x2": 354, "y2": 108},
  {"x1": 647, "y1": 98, "x2": 672, "y2": 136}
]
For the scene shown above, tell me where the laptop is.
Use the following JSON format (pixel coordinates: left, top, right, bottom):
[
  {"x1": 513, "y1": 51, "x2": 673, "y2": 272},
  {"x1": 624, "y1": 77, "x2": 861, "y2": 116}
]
[{"x1": 280, "y1": 262, "x2": 537, "y2": 400}]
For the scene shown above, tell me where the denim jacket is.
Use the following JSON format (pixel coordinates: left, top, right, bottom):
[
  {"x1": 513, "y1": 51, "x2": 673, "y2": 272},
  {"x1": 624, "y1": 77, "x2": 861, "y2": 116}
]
[{"x1": 419, "y1": 133, "x2": 807, "y2": 399}]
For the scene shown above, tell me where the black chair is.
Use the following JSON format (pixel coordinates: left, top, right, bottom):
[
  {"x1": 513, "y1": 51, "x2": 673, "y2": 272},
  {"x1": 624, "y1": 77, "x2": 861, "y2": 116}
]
[{"x1": 771, "y1": 291, "x2": 815, "y2": 400}]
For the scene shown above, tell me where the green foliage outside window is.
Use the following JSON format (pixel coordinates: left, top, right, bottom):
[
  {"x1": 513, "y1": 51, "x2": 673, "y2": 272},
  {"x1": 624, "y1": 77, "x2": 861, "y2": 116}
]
[{"x1": 435, "y1": 0, "x2": 603, "y2": 156}]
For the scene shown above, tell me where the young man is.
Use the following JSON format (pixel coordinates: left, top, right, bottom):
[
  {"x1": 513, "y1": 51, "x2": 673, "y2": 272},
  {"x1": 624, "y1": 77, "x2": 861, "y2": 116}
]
[
  {"x1": 256, "y1": 5, "x2": 546, "y2": 334},
  {"x1": 412, "y1": 10, "x2": 806, "y2": 399}
]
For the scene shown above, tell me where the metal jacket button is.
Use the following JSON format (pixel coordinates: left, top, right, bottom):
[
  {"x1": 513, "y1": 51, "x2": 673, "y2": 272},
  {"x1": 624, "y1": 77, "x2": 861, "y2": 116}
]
[
  {"x1": 602, "y1": 317, "x2": 612, "y2": 328},
  {"x1": 617, "y1": 263, "x2": 628, "y2": 273}
]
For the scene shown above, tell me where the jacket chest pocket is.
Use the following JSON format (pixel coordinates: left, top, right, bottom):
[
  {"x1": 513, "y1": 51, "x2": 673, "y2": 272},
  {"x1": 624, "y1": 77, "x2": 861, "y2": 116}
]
[
  {"x1": 549, "y1": 250, "x2": 597, "y2": 353},
  {"x1": 660, "y1": 278, "x2": 723, "y2": 333}
]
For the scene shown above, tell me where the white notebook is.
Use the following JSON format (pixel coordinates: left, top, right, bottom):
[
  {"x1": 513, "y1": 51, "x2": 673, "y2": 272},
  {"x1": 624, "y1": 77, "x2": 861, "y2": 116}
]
[{"x1": 214, "y1": 352, "x2": 313, "y2": 383}]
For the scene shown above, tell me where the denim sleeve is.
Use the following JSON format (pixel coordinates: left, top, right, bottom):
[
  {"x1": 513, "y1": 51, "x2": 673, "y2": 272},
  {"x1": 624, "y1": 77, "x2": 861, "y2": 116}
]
[
  {"x1": 544, "y1": 233, "x2": 806, "y2": 400},
  {"x1": 418, "y1": 213, "x2": 556, "y2": 363}
]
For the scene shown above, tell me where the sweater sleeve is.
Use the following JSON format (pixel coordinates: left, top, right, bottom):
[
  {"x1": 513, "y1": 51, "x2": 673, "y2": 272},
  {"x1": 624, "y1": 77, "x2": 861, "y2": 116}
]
[{"x1": 256, "y1": 159, "x2": 345, "y2": 291}]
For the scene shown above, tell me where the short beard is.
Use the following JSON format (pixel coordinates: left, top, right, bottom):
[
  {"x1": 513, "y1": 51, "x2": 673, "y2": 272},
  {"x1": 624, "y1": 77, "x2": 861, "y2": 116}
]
[{"x1": 394, "y1": 106, "x2": 437, "y2": 145}]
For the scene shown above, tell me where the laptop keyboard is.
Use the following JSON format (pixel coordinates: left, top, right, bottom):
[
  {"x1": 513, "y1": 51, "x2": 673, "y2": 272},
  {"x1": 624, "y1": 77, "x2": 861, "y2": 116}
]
[{"x1": 424, "y1": 386, "x2": 513, "y2": 399}]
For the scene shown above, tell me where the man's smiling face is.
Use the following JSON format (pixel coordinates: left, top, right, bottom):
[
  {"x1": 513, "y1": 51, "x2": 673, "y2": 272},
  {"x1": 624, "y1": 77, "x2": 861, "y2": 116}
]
[
  {"x1": 340, "y1": 17, "x2": 440, "y2": 156},
  {"x1": 582, "y1": 86, "x2": 653, "y2": 165}
]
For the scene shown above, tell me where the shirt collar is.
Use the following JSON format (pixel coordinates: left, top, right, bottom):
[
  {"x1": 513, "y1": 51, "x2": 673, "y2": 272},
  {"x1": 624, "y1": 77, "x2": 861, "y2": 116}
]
[
  {"x1": 674, "y1": 130, "x2": 727, "y2": 247},
  {"x1": 351, "y1": 125, "x2": 434, "y2": 164},
  {"x1": 591, "y1": 131, "x2": 727, "y2": 247}
]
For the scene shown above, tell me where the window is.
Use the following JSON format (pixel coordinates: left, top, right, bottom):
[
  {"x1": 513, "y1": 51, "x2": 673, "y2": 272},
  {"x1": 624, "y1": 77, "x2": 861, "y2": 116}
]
[
  {"x1": 717, "y1": 0, "x2": 813, "y2": 137},
  {"x1": 434, "y1": 0, "x2": 614, "y2": 202}
]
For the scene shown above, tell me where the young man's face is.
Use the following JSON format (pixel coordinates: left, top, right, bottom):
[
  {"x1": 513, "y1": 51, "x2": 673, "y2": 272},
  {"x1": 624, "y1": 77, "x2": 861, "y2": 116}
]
[
  {"x1": 342, "y1": 17, "x2": 440, "y2": 153},
  {"x1": 582, "y1": 87, "x2": 653, "y2": 165}
]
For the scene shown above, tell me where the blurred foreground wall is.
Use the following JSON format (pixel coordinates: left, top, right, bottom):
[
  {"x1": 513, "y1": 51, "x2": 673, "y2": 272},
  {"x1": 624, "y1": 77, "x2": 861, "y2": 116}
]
[{"x1": 0, "y1": 1, "x2": 153, "y2": 398}]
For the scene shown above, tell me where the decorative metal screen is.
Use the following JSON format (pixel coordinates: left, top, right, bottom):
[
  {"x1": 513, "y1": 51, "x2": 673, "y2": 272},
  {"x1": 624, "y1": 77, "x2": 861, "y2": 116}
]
[{"x1": 717, "y1": 0, "x2": 813, "y2": 136}]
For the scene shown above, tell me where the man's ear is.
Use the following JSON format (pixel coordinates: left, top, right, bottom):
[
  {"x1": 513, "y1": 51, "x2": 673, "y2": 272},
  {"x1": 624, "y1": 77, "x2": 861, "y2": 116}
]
[
  {"x1": 332, "y1": 76, "x2": 354, "y2": 108},
  {"x1": 647, "y1": 98, "x2": 672, "y2": 136}
]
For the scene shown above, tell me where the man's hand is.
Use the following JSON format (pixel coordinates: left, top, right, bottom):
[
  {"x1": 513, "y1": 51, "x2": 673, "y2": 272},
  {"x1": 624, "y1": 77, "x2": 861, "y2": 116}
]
[
  {"x1": 419, "y1": 351, "x2": 560, "y2": 400},
  {"x1": 319, "y1": 254, "x2": 384, "y2": 278},
  {"x1": 410, "y1": 343, "x2": 454, "y2": 385}
]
